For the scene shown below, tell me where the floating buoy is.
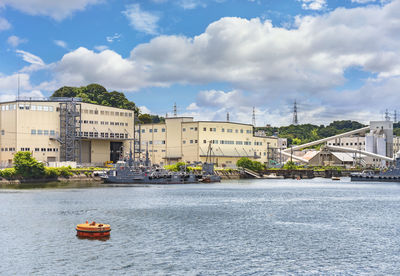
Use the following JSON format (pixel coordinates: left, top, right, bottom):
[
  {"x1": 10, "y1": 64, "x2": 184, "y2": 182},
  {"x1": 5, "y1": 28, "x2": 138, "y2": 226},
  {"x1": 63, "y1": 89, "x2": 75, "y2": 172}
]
[{"x1": 76, "y1": 221, "x2": 111, "y2": 238}]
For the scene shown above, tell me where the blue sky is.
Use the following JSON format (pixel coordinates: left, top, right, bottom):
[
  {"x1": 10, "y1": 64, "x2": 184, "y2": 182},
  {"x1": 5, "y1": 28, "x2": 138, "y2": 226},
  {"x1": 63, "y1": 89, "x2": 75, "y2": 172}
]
[{"x1": 0, "y1": 0, "x2": 399, "y2": 126}]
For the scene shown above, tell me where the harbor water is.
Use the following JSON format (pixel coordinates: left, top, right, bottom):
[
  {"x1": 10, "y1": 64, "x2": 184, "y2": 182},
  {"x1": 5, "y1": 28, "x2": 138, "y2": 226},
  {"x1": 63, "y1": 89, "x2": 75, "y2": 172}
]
[{"x1": 1, "y1": 178, "x2": 400, "y2": 275}]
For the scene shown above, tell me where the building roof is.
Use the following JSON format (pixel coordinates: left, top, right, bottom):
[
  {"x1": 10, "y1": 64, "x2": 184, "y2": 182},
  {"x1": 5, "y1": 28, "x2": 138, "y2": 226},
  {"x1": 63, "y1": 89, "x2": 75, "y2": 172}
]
[{"x1": 302, "y1": 150, "x2": 319, "y2": 160}]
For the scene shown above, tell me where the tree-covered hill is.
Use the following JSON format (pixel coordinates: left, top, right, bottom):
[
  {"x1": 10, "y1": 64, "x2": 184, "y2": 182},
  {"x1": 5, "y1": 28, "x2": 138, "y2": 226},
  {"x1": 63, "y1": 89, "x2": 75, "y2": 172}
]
[{"x1": 52, "y1": 84, "x2": 164, "y2": 124}]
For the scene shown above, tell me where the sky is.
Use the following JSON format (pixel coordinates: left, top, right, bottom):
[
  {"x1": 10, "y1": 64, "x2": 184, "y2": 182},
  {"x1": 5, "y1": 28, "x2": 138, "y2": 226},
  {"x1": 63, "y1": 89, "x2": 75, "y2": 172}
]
[{"x1": 0, "y1": 0, "x2": 399, "y2": 126}]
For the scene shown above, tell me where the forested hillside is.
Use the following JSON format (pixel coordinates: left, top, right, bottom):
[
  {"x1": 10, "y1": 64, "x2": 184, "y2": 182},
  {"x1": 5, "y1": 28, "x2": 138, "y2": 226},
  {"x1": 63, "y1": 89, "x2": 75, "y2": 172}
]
[{"x1": 52, "y1": 84, "x2": 164, "y2": 124}]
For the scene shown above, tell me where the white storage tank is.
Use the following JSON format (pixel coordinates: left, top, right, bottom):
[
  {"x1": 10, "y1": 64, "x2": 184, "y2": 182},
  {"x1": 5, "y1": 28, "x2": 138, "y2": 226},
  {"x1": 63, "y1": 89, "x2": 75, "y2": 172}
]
[{"x1": 365, "y1": 135, "x2": 375, "y2": 153}]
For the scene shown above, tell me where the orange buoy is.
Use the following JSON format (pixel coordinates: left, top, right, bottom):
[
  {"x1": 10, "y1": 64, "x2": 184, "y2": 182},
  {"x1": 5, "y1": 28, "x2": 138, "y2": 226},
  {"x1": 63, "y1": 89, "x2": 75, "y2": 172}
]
[{"x1": 76, "y1": 221, "x2": 111, "y2": 238}]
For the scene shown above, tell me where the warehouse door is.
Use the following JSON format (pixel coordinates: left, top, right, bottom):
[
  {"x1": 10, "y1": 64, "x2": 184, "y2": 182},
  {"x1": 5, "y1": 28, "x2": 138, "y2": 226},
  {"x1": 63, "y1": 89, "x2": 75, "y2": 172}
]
[
  {"x1": 110, "y1": 142, "x2": 123, "y2": 163},
  {"x1": 81, "y1": 140, "x2": 91, "y2": 164}
]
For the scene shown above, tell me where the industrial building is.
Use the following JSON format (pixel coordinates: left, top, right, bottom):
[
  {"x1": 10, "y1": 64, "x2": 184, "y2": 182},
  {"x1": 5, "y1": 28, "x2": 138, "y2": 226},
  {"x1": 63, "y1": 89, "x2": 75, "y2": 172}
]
[
  {"x1": 0, "y1": 98, "x2": 134, "y2": 167},
  {"x1": 139, "y1": 117, "x2": 283, "y2": 167}
]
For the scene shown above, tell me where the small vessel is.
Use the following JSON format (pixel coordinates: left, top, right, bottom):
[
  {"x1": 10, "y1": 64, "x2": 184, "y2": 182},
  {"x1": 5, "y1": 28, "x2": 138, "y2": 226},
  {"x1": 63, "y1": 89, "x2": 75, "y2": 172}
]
[
  {"x1": 262, "y1": 173, "x2": 284, "y2": 179},
  {"x1": 76, "y1": 221, "x2": 111, "y2": 238},
  {"x1": 351, "y1": 151, "x2": 400, "y2": 182},
  {"x1": 331, "y1": 176, "x2": 340, "y2": 181}
]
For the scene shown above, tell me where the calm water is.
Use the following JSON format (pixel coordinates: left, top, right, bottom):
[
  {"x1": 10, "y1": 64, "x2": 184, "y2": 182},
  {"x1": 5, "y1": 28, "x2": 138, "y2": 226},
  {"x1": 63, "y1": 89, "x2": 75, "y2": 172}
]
[{"x1": 1, "y1": 178, "x2": 400, "y2": 275}]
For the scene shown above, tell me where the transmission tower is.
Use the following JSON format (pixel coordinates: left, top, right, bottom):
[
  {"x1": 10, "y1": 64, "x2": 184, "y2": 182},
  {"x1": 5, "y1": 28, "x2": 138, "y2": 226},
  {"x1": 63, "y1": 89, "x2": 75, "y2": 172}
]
[
  {"x1": 292, "y1": 100, "x2": 298, "y2": 125},
  {"x1": 394, "y1": 110, "x2": 397, "y2": 123},
  {"x1": 227, "y1": 112, "x2": 230, "y2": 122},
  {"x1": 385, "y1": 109, "x2": 390, "y2": 121},
  {"x1": 252, "y1": 107, "x2": 256, "y2": 126},
  {"x1": 173, "y1": 103, "x2": 177, "y2": 117}
]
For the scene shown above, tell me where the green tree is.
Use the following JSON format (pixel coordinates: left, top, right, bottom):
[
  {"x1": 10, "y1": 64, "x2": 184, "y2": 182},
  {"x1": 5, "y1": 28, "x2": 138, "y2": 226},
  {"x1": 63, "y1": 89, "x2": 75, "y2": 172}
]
[{"x1": 13, "y1": 151, "x2": 45, "y2": 178}]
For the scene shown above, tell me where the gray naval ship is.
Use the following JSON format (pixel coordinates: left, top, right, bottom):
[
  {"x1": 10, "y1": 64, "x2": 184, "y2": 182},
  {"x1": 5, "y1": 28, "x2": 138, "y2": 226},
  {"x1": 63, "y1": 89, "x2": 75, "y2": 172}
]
[
  {"x1": 101, "y1": 150, "x2": 220, "y2": 184},
  {"x1": 351, "y1": 151, "x2": 400, "y2": 182}
]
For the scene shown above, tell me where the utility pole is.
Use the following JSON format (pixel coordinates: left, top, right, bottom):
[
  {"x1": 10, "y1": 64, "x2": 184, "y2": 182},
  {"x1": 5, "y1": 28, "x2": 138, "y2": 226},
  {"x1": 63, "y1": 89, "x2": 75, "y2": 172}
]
[
  {"x1": 252, "y1": 107, "x2": 256, "y2": 126},
  {"x1": 173, "y1": 103, "x2": 177, "y2": 117}
]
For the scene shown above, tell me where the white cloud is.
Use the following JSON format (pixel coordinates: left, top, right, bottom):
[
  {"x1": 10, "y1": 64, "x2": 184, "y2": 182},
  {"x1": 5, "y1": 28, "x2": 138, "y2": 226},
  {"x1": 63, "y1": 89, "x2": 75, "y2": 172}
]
[
  {"x1": 186, "y1": 102, "x2": 199, "y2": 110},
  {"x1": 16, "y1": 50, "x2": 45, "y2": 66},
  {"x1": 300, "y1": 0, "x2": 327, "y2": 10},
  {"x1": 106, "y1": 33, "x2": 121, "y2": 43},
  {"x1": 7, "y1": 36, "x2": 27, "y2": 47},
  {"x1": 178, "y1": 0, "x2": 206, "y2": 9},
  {"x1": 94, "y1": 45, "x2": 109, "y2": 51},
  {"x1": 122, "y1": 4, "x2": 159, "y2": 35},
  {"x1": 0, "y1": 0, "x2": 103, "y2": 21},
  {"x1": 0, "y1": 17, "x2": 11, "y2": 31},
  {"x1": 0, "y1": 73, "x2": 32, "y2": 94},
  {"x1": 351, "y1": 0, "x2": 377, "y2": 3},
  {"x1": 32, "y1": 0, "x2": 400, "y2": 124},
  {"x1": 139, "y1": 105, "x2": 151, "y2": 114},
  {"x1": 54, "y1": 40, "x2": 68, "y2": 49}
]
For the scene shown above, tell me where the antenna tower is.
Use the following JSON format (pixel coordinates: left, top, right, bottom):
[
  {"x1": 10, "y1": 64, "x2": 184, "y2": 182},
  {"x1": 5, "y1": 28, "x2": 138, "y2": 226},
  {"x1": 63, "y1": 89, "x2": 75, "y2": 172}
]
[
  {"x1": 394, "y1": 110, "x2": 397, "y2": 123},
  {"x1": 227, "y1": 112, "x2": 230, "y2": 122},
  {"x1": 252, "y1": 107, "x2": 256, "y2": 126},
  {"x1": 292, "y1": 100, "x2": 298, "y2": 125},
  {"x1": 173, "y1": 103, "x2": 177, "y2": 117}
]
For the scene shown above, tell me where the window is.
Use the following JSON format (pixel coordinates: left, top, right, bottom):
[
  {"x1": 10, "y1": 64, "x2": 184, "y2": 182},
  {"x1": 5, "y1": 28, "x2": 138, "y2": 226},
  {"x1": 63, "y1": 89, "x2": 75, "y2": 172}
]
[
  {"x1": 37, "y1": 130, "x2": 43, "y2": 135},
  {"x1": 149, "y1": 129, "x2": 152, "y2": 133},
  {"x1": 222, "y1": 128, "x2": 225, "y2": 132},
  {"x1": 240, "y1": 129, "x2": 243, "y2": 133},
  {"x1": 183, "y1": 140, "x2": 186, "y2": 144},
  {"x1": 203, "y1": 140, "x2": 207, "y2": 143},
  {"x1": 105, "y1": 133, "x2": 109, "y2": 138},
  {"x1": 162, "y1": 128, "x2": 166, "y2": 132},
  {"x1": 235, "y1": 129, "x2": 238, "y2": 133},
  {"x1": 43, "y1": 106, "x2": 49, "y2": 111},
  {"x1": 227, "y1": 129, "x2": 232, "y2": 133},
  {"x1": 19, "y1": 104, "x2": 24, "y2": 110},
  {"x1": 154, "y1": 129, "x2": 158, "y2": 133},
  {"x1": 195, "y1": 140, "x2": 198, "y2": 143},
  {"x1": 149, "y1": 141, "x2": 153, "y2": 144},
  {"x1": 183, "y1": 128, "x2": 186, "y2": 132},
  {"x1": 162, "y1": 140, "x2": 166, "y2": 144},
  {"x1": 194, "y1": 127, "x2": 198, "y2": 131},
  {"x1": 41, "y1": 148, "x2": 46, "y2": 152},
  {"x1": 100, "y1": 111, "x2": 105, "y2": 115},
  {"x1": 213, "y1": 140, "x2": 218, "y2": 144},
  {"x1": 31, "y1": 129, "x2": 36, "y2": 135},
  {"x1": 89, "y1": 110, "x2": 94, "y2": 114},
  {"x1": 44, "y1": 130, "x2": 49, "y2": 135},
  {"x1": 190, "y1": 140, "x2": 193, "y2": 144},
  {"x1": 246, "y1": 130, "x2": 251, "y2": 134},
  {"x1": 94, "y1": 110, "x2": 98, "y2": 115},
  {"x1": 110, "y1": 133, "x2": 114, "y2": 138},
  {"x1": 142, "y1": 129, "x2": 145, "y2": 133},
  {"x1": 25, "y1": 105, "x2": 30, "y2": 110},
  {"x1": 203, "y1": 127, "x2": 206, "y2": 131},
  {"x1": 115, "y1": 122, "x2": 119, "y2": 126},
  {"x1": 47, "y1": 148, "x2": 52, "y2": 152},
  {"x1": 35, "y1": 148, "x2": 39, "y2": 152},
  {"x1": 101, "y1": 121, "x2": 105, "y2": 125},
  {"x1": 49, "y1": 106, "x2": 53, "y2": 112},
  {"x1": 115, "y1": 112, "x2": 119, "y2": 116}
]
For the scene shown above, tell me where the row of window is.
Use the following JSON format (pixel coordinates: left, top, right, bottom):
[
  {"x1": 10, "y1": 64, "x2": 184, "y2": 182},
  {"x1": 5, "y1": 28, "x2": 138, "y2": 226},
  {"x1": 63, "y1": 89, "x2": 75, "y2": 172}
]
[
  {"x1": 328, "y1": 142, "x2": 365, "y2": 146},
  {"x1": 1, "y1": 148, "x2": 58, "y2": 152},
  {"x1": 204, "y1": 140, "x2": 255, "y2": 145},
  {"x1": 141, "y1": 128, "x2": 166, "y2": 133},
  {"x1": 82, "y1": 109, "x2": 133, "y2": 117},
  {"x1": 203, "y1": 127, "x2": 252, "y2": 134},
  {"x1": 81, "y1": 120, "x2": 129, "y2": 126},
  {"x1": 141, "y1": 127, "x2": 252, "y2": 134},
  {"x1": 31, "y1": 130, "x2": 56, "y2": 136},
  {"x1": 1, "y1": 104, "x2": 54, "y2": 111},
  {"x1": 79, "y1": 132, "x2": 129, "y2": 139}
]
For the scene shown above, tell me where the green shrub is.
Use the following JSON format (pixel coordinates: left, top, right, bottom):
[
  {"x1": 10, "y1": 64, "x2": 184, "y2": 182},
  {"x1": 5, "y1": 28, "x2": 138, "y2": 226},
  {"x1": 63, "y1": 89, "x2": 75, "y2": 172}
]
[
  {"x1": 45, "y1": 167, "x2": 60, "y2": 178},
  {"x1": 283, "y1": 161, "x2": 298, "y2": 170},
  {"x1": 236, "y1": 157, "x2": 266, "y2": 172},
  {"x1": 58, "y1": 166, "x2": 73, "y2": 177},
  {"x1": 13, "y1": 151, "x2": 45, "y2": 178},
  {"x1": 0, "y1": 168, "x2": 16, "y2": 179}
]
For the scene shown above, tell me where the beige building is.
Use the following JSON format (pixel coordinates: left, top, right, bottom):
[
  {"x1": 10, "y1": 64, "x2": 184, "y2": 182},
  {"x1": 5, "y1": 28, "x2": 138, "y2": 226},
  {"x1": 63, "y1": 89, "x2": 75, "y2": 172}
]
[
  {"x1": 139, "y1": 117, "x2": 279, "y2": 167},
  {"x1": 394, "y1": 136, "x2": 400, "y2": 155},
  {"x1": 0, "y1": 98, "x2": 134, "y2": 167}
]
